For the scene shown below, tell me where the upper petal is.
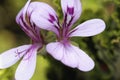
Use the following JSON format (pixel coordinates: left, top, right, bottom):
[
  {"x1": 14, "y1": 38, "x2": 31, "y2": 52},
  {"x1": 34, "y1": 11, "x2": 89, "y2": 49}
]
[
  {"x1": 61, "y1": 0, "x2": 82, "y2": 27},
  {"x1": 46, "y1": 42, "x2": 94, "y2": 71},
  {"x1": 16, "y1": 0, "x2": 44, "y2": 43},
  {"x1": 69, "y1": 19, "x2": 106, "y2": 37},
  {"x1": 16, "y1": 8, "x2": 23, "y2": 24},
  {"x1": 28, "y1": 2, "x2": 60, "y2": 35},
  {"x1": 22, "y1": 0, "x2": 31, "y2": 24},
  {"x1": 0, "y1": 45, "x2": 31, "y2": 69},
  {"x1": 16, "y1": 0, "x2": 31, "y2": 25},
  {"x1": 15, "y1": 47, "x2": 37, "y2": 80}
]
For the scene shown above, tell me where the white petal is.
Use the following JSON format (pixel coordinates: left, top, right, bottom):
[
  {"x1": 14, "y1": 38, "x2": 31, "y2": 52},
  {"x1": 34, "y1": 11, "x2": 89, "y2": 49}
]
[
  {"x1": 16, "y1": 0, "x2": 31, "y2": 24},
  {"x1": 69, "y1": 19, "x2": 106, "y2": 37},
  {"x1": 16, "y1": 8, "x2": 23, "y2": 24},
  {"x1": 0, "y1": 45, "x2": 31, "y2": 69},
  {"x1": 70, "y1": 44, "x2": 95, "y2": 71},
  {"x1": 22, "y1": 0, "x2": 31, "y2": 22},
  {"x1": 61, "y1": 0, "x2": 82, "y2": 26},
  {"x1": 46, "y1": 42, "x2": 64, "y2": 60},
  {"x1": 28, "y1": 2, "x2": 59, "y2": 35},
  {"x1": 46, "y1": 42, "x2": 94, "y2": 71},
  {"x1": 15, "y1": 47, "x2": 37, "y2": 80}
]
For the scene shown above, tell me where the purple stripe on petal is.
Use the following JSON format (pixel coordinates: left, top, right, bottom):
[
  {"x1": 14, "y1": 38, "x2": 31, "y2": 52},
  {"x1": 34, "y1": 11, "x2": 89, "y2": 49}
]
[
  {"x1": 48, "y1": 14, "x2": 56, "y2": 23},
  {"x1": 67, "y1": 7, "x2": 74, "y2": 15},
  {"x1": 0, "y1": 45, "x2": 31, "y2": 69},
  {"x1": 61, "y1": 0, "x2": 82, "y2": 28},
  {"x1": 27, "y1": 2, "x2": 60, "y2": 36},
  {"x1": 15, "y1": 44, "x2": 38, "y2": 80}
]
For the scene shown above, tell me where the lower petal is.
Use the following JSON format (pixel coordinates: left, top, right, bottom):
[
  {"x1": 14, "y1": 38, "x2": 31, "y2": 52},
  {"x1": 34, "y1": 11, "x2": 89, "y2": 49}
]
[
  {"x1": 46, "y1": 42, "x2": 64, "y2": 60},
  {"x1": 0, "y1": 45, "x2": 31, "y2": 69},
  {"x1": 15, "y1": 47, "x2": 37, "y2": 80},
  {"x1": 70, "y1": 44, "x2": 95, "y2": 71},
  {"x1": 46, "y1": 42, "x2": 94, "y2": 71}
]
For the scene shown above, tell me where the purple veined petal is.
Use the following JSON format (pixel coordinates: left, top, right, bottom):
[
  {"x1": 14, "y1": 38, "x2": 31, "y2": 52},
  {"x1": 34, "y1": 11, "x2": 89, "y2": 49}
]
[
  {"x1": 61, "y1": 0, "x2": 82, "y2": 27},
  {"x1": 16, "y1": 0, "x2": 31, "y2": 25},
  {"x1": 22, "y1": 0, "x2": 31, "y2": 25},
  {"x1": 46, "y1": 42, "x2": 94, "y2": 71},
  {"x1": 15, "y1": 0, "x2": 34, "y2": 38},
  {"x1": 0, "y1": 45, "x2": 32, "y2": 69},
  {"x1": 17, "y1": 18, "x2": 38, "y2": 42},
  {"x1": 16, "y1": 0, "x2": 42, "y2": 42},
  {"x1": 15, "y1": 47, "x2": 37, "y2": 80},
  {"x1": 69, "y1": 19, "x2": 106, "y2": 37},
  {"x1": 28, "y1": 2, "x2": 60, "y2": 35},
  {"x1": 16, "y1": 8, "x2": 23, "y2": 24}
]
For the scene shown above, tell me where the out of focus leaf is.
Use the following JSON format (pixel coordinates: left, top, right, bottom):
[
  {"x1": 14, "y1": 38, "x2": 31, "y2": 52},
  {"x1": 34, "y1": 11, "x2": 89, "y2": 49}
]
[{"x1": 0, "y1": 30, "x2": 16, "y2": 52}]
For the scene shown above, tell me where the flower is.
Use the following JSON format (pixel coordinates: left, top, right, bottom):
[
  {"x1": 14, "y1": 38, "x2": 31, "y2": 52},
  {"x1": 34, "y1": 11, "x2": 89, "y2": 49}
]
[
  {"x1": 29, "y1": 0, "x2": 106, "y2": 71},
  {"x1": 0, "y1": 0, "x2": 43, "y2": 80}
]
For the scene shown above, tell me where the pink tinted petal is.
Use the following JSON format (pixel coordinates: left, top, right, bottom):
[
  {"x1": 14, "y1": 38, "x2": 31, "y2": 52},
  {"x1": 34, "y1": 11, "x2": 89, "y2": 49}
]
[
  {"x1": 70, "y1": 44, "x2": 95, "y2": 71},
  {"x1": 69, "y1": 19, "x2": 106, "y2": 37},
  {"x1": 46, "y1": 42, "x2": 64, "y2": 60},
  {"x1": 16, "y1": 8, "x2": 23, "y2": 24},
  {"x1": 22, "y1": 0, "x2": 31, "y2": 24},
  {"x1": 15, "y1": 48, "x2": 37, "y2": 80},
  {"x1": 28, "y1": 2, "x2": 59, "y2": 35},
  {"x1": 0, "y1": 45, "x2": 31, "y2": 69},
  {"x1": 16, "y1": 0, "x2": 31, "y2": 24},
  {"x1": 46, "y1": 42, "x2": 94, "y2": 71},
  {"x1": 46, "y1": 42, "x2": 78, "y2": 68},
  {"x1": 61, "y1": 0, "x2": 82, "y2": 26},
  {"x1": 61, "y1": 44, "x2": 79, "y2": 68}
]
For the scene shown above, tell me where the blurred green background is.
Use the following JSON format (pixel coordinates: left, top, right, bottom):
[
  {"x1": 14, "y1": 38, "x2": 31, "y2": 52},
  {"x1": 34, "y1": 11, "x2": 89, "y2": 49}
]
[{"x1": 0, "y1": 0, "x2": 120, "y2": 80}]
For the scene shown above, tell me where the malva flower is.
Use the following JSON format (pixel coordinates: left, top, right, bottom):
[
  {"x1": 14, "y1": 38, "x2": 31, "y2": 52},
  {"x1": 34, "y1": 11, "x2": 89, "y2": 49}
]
[
  {"x1": 28, "y1": 0, "x2": 106, "y2": 71},
  {"x1": 0, "y1": 0, "x2": 43, "y2": 80}
]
